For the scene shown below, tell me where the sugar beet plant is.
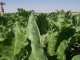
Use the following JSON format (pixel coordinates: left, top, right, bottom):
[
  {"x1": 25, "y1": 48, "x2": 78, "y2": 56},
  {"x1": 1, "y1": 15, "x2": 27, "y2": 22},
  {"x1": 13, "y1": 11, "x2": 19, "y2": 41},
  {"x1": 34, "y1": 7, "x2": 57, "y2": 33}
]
[{"x1": 0, "y1": 9, "x2": 80, "y2": 60}]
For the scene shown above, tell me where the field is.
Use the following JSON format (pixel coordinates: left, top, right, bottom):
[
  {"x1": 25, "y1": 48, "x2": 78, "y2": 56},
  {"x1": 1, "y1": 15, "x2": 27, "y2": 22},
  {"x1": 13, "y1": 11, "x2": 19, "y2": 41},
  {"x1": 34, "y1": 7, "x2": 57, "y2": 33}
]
[{"x1": 0, "y1": 9, "x2": 80, "y2": 60}]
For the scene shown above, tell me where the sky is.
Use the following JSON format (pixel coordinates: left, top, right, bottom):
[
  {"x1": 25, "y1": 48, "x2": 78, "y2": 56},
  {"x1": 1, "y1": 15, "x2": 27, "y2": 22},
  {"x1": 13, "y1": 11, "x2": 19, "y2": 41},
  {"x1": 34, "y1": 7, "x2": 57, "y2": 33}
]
[{"x1": 0, "y1": 0, "x2": 80, "y2": 13}]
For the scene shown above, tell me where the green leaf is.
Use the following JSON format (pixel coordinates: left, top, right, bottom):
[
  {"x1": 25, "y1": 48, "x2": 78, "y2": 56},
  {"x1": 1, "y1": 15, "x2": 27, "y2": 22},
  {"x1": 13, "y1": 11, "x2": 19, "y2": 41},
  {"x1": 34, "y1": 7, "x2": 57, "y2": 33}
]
[
  {"x1": 56, "y1": 40, "x2": 68, "y2": 60},
  {"x1": 72, "y1": 55, "x2": 80, "y2": 60},
  {"x1": 46, "y1": 31, "x2": 57, "y2": 56},
  {"x1": 27, "y1": 12, "x2": 48, "y2": 60}
]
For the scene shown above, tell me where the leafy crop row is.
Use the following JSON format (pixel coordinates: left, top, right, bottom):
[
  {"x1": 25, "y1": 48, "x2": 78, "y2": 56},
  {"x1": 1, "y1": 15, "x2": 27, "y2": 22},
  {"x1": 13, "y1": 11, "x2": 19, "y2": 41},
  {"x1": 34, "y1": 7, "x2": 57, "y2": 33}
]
[{"x1": 0, "y1": 9, "x2": 80, "y2": 60}]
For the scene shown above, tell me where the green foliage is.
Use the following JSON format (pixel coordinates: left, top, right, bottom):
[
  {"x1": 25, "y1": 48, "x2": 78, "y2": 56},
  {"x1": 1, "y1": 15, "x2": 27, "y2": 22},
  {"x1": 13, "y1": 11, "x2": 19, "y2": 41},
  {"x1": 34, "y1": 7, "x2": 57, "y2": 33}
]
[
  {"x1": 46, "y1": 31, "x2": 57, "y2": 56},
  {"x1": 72, "y1": 55, "x2": 80, "y2": 60},
  {"x1": 27, "y1": 12, "x2": 48, "y2": 60},
  {"x1": 0, "y1": 9, "x2": 80, "y2": 60},
  {"x1": 56, "y1": 40, "x2": 68, "y2": 60},
  {"x1": 0, "y1": 21, "x2": 27, "y2": 60},
  {"x1": 36, "y1": 13, "x2": 48, "y2": 35}
]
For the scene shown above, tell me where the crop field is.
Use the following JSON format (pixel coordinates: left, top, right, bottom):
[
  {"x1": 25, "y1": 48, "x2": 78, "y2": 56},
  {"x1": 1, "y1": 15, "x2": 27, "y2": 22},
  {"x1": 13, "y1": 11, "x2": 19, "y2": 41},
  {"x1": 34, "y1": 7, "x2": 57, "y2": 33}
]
[{"x1": 0, "y1": 9, "x2": 80, "y2": 60}]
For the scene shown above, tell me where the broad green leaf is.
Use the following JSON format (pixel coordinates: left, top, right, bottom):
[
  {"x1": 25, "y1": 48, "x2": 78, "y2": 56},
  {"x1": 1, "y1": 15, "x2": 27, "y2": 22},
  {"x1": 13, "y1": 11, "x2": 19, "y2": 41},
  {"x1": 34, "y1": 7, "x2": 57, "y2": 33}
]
[
  {"x1": 72, "y1": 55, "x2": 80, "y2": 60},
  {"x1": 46, "y1": 31, "x2": 57, "y2": 56},
  {"x1": 27, "y1": 12, "x2": 48, "y2": 60},
  {"x1": 56, "y1": 40, "x2": 68, "y2": 60}
]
